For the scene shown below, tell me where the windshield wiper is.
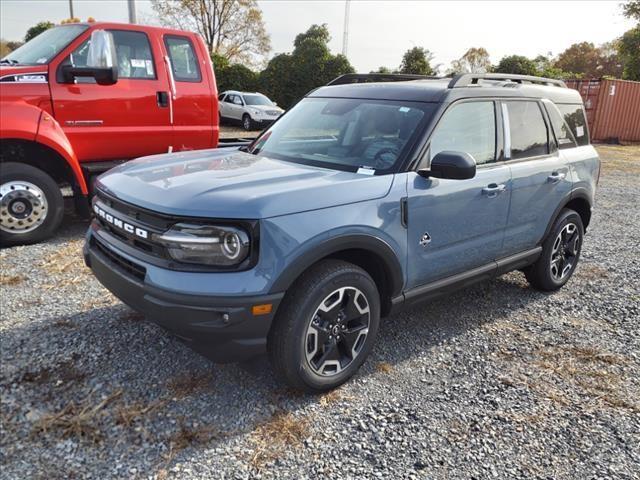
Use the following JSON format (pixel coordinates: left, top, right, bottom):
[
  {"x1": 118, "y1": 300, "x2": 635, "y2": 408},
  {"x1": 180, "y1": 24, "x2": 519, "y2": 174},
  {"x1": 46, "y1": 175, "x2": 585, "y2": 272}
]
[{"x1": 0, "y1": 59, "x2": 19, "y2": 65}]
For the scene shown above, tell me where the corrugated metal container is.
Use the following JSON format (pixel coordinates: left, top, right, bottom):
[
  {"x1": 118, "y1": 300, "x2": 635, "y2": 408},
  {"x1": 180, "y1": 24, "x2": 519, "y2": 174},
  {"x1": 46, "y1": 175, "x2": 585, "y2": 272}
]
[{"x1": 566, "y1": 78, "x2": 640, "y2": 143}]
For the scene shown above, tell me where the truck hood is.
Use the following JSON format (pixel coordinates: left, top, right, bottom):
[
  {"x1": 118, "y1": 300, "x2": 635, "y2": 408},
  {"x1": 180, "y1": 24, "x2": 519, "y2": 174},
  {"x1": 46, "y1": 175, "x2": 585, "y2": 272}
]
[{"x1": 97, "y1": 149, "x2": 393, "y2": 219}]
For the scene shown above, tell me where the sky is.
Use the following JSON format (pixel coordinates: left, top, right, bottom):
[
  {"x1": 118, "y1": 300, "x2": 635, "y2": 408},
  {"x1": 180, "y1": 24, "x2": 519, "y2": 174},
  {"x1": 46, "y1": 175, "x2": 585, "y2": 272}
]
[{"x1": 0, "y1": 0, "x2": 636, "y2": 72}]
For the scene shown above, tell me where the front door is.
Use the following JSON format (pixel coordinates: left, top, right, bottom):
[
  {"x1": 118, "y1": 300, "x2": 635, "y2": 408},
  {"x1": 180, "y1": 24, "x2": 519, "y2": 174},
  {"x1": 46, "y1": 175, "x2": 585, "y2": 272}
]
[
  {"x1": 50, "y1": 28, "x2": 172, "y2": 161},
  {"x1": 406, "y1": 100, "x2": 511, "y2": 288}
]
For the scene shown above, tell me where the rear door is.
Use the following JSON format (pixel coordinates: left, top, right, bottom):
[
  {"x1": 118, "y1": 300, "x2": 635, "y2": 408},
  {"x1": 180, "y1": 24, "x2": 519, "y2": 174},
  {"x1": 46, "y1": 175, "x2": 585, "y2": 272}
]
[
  {"x1": 501, "y1": 99, "x2": 572, "y2": 255},
  {"x1": 406, "y1": 100, "x2": 511, "y2": 288},
  {"x1": 163, "y1": 34, "x2": 215, "y2": 151},
  {"x1": 50, "y1": 28, "x2": 172, "y2": 161}
]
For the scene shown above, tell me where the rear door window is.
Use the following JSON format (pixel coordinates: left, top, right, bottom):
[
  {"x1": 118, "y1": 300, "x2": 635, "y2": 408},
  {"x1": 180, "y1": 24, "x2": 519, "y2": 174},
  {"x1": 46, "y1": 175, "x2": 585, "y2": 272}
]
[
  {"x1": 503, "y1": 101, "x2": 549, "y2": 160},
  {"x1": 544, "y1": 102, "x2": 577, "y2": 149},
  {"x1": 557, "y1": 104, "x2": 589, "y2": 146},
  {"x1": 164, "y1": 35, "x2": 201, "y2": 82}
]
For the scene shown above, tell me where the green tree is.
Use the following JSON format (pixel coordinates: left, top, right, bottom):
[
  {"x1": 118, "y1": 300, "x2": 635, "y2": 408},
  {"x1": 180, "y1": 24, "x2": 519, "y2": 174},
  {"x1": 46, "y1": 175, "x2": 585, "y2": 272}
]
[
  {"x1": 259, "y1": 24, "x2": 354, "y2": 108},
  {"x1": 216, "y1": 63, "x2": 259, "y2": 92},
  {"x1": 493, "y1": 55, "x2": 538, "y2": 75},
  {"x1": 622, "y1": 0, "x2": 640, "y2": 21},
  {"x1": 399, "y1": 47, "x2": 435, "y2": 75},
  {"x1": 618, "y1": 25, "x2": 640, "y2": 80},
  {"x1": 24, "y1": 21, "x2": 54, "y2": 42},
  {"x1": 371, "y1": 66, "x2": 393, "y2": 74},
  {"x1": 449, "y1": 47, "x2": 491, "y2": 74},
  {"x1": 555, "y1": 42, "x2": 622, "y2": 78}
]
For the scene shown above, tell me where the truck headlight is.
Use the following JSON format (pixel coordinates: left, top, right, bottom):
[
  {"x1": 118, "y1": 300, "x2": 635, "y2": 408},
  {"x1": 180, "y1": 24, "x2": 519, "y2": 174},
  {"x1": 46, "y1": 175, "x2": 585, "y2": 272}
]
[{"x1": 153, "y1": 223, "x2": 250, "y2": 266}]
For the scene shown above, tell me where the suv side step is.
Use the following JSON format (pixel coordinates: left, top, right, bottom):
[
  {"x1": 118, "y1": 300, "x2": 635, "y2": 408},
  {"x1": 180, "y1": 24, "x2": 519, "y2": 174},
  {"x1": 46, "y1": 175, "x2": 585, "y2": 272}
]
[{"x1": 392, "y1": 247, "x2": 542, "y2": 312}]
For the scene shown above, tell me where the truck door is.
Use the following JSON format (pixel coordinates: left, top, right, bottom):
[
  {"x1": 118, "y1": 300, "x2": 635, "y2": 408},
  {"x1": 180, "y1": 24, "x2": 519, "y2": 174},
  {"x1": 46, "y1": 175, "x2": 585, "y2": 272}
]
[
  {"x1": 50, "y1": 28, "x2": 172, "y2": 161},
  {"x1": 163, "y1": 34, "x2": 216, "y2": 151}
]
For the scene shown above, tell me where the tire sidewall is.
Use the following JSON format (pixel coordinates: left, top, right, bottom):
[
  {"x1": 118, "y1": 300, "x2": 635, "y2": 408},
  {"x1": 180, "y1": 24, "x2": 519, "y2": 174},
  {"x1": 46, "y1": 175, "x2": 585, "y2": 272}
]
[
  {"x1": 242, "y1": 114, "x2": 252, "y2": 131},
  {"x1": 542, "y1": 210, "x2": 584, "y2": 288},
  {"x1": 0, "y1": 163, "x2": 64, "y2": 246},
  {"x1": 290, "y1": 269, "x2": 380, "y2": 391}
]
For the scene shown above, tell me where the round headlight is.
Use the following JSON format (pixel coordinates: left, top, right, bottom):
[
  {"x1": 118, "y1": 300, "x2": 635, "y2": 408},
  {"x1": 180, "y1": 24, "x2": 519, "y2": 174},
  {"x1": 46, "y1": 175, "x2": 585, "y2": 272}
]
[{"x1": 222, "y1": 231, "x2": 242, "y2": 260}]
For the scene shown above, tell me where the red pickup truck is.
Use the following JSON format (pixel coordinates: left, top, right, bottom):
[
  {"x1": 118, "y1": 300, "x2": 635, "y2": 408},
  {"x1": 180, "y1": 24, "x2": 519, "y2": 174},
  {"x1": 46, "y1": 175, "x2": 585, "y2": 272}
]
[{"x1": 0, "y1": 22, "x2": 223, "y2": 246}]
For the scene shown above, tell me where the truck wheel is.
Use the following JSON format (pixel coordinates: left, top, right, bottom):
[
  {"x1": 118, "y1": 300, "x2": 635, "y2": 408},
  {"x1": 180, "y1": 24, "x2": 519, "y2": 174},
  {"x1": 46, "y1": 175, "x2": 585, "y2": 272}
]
[
  {"x1": 524, "y1": 209, "x2": 584, "y2": 291},
  {"x1": 0, "y1": 162, "x2": 64, "y2": 247},
  {"x1": 268, "y1": 259, "x2": 380, "y2": 393},
  {"x1": 242, "y1": 114, "x2": 253, "y2": 131}
]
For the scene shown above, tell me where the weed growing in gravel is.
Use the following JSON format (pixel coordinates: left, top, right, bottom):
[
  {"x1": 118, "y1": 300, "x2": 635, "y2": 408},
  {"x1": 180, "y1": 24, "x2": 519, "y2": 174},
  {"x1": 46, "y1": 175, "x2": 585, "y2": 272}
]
[
  {"x1": 0, "y1": 274, "x2": 25, "y2": 286},
  {"x1": 249, "y1": 410, "x2": 309, "y2": 470},
  {"x1": 34, "y1": 389, "x2": 123, "y2": 443},
  {"x1": 167, "y1": 371, "x2": 212, "y2": 398},
  {"x1": 116, "y1": 400, "x2": 167, "y2": 428},
  {"x1": 376, "y1": 362, "x2": 394, "y2": 374},
  {"x1": 41, "y1": 239, "x2": 90, "y2": 288}
]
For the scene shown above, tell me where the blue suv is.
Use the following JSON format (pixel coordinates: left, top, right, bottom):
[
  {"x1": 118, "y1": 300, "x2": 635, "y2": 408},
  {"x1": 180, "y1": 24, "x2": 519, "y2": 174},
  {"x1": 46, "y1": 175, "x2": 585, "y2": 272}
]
[{"x1": 84, "y1": 73, "x2": 600, "y2": 392}]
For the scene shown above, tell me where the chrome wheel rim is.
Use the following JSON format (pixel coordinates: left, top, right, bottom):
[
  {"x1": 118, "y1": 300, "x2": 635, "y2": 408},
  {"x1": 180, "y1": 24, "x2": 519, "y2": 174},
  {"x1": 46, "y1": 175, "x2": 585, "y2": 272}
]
[
  {"x1": 305, "y1": 287, "x2": 370, "y2": 377},
  {"x1": 550, "y1": 222, "x2": 580, "y2": 281},
  {"x1": 0, "y1": 181, "x2": 49, "y2": 234},
  {"x1": 243, "y1": 117, "x2": 251, "y2": 130}
]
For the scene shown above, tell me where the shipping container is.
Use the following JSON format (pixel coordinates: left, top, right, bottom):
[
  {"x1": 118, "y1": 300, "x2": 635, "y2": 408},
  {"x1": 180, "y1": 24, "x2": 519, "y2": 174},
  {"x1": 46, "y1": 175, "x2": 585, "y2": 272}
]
[{"x1": 566, "y1": 78, "x2": 640, "y2": 143}]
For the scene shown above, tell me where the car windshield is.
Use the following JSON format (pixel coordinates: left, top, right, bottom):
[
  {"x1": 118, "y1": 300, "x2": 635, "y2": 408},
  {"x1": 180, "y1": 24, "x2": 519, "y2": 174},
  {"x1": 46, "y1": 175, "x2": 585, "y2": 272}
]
[
  {"x1": 2, "y1": 25, "x2": 88, "y2": 65},
  {"x1": 243, "y1": 94, "x2": 273, "y2": 106},
  {"x1": 249, "y1": 97, "x2": 433, "y2": 173}
]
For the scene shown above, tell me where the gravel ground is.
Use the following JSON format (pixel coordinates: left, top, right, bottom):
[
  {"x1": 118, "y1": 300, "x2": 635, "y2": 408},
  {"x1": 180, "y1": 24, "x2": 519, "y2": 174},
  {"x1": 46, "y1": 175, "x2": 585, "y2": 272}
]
[{"x1": 1, "y1": 145, "x2": 638, "y2": 480}]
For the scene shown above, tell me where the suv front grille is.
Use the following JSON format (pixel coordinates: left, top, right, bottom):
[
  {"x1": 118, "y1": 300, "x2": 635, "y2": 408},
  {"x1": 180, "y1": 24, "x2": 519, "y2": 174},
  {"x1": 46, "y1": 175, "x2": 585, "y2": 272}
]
[{"x1": 92, "y1": 237, "x2": 146, "y2": 282}]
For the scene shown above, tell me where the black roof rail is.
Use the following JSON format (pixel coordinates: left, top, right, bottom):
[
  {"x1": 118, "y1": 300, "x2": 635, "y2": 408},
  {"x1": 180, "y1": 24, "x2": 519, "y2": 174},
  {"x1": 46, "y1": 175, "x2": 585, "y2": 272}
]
[
  {"x1": 448, "y1": 73, "x2": 567, "y2": 89},
  {"x1": 327, "y1": 73, "x2": 441, "y2": 86}
]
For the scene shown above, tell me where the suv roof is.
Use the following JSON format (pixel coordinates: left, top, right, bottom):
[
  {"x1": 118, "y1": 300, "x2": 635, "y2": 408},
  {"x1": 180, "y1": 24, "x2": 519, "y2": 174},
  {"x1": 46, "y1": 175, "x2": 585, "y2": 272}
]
[
  {"x1": 221, "y1": 90, "x2": 266, "y2": 96},
  {"x1": 311, "y1": 73, "x2": 582, "y2": 104}
]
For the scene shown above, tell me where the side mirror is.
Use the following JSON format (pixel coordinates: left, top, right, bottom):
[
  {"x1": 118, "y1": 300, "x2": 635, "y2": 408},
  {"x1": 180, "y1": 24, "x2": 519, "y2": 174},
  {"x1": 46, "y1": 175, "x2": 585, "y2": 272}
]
[
  {"x1": 62, "y1": 30, "x2": 118, "y2": 85},
  {"x1": 418, "y1": 151, "x2": 476, "y2": 180}
]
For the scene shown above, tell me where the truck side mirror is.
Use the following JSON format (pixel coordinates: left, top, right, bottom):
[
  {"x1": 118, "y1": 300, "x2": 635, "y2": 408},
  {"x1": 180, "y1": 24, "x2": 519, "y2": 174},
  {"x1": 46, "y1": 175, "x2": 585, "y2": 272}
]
[
  {"x1": 418, "y1": 151, "x2": 476, "y2": 180},
  {"x1": 62, "y1": 30, "x2": 118, "y2": 85}
]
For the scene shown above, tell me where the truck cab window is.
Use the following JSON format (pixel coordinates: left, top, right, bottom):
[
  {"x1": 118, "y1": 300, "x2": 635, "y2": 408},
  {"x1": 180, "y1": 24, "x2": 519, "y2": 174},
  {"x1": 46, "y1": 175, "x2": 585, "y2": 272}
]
[{"x1": 165, "y1": 36, "x2": 201, "y2": 82}]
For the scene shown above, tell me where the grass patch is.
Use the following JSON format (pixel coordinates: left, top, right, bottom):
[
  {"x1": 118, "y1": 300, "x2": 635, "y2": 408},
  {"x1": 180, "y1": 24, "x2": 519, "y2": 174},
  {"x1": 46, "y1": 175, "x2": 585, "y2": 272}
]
[
  {"x1": 34, "y1": 389, "x2": 122, "y2": 443},
  {"x1": 0, "y1": 274, "x2": 25, "y2": 286},
  {"x1": 376, "y1": 362, "x2": 394, "y2": 374},
  {"x1": 167, "y1": 371, "x2": 212, "y2": 398},
  {"x1": 594, "y1": 145, "x2": 640, "y2": 175},
  {"x1": 249, "y1": 410, "x2": 309, "y2": 469},
  {"x1": 116, "y1": 400, "x2": 166, "y2": 428}
]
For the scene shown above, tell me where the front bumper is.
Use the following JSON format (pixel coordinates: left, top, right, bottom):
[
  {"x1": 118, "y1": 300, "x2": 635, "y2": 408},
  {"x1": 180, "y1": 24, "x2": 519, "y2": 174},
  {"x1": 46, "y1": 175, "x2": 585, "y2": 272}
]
[{"x1": 84, "y1": 228, "x2": 283, "y2": 362}]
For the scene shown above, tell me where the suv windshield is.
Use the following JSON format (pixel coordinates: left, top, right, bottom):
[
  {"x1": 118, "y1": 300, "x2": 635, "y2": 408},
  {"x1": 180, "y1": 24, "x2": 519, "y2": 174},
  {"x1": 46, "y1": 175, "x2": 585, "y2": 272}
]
[
  {"x1": 250, "y1": 97, "x2": 433, "y2": 173},
  {"x1": 244, "y1": 94, "x2": 273, "y2": 106},
  {"x1": 2, "y1": 25, "x2": 87, "y2": 65}
]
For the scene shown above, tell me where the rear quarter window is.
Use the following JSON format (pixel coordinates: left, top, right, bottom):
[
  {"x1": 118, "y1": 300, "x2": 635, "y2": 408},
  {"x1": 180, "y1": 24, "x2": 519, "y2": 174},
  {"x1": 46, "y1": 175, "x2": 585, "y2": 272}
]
[{"x1": 556, "y1": 104, "x2": 590, "y2": 146}]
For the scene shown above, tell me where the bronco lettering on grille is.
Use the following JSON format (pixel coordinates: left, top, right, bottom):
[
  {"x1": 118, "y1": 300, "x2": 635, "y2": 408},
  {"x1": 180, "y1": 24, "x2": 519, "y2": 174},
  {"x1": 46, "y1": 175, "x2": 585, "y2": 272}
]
[{"x1": 93, "y1": 204, "x2": 149, "y2": 239}]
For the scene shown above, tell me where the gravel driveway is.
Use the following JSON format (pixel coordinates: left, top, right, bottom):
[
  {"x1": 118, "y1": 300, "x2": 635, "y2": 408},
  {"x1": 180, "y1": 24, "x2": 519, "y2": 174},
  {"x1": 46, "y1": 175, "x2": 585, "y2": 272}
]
[{"x1": 1, "y1": 145, "x2": 638, "y2": 480}]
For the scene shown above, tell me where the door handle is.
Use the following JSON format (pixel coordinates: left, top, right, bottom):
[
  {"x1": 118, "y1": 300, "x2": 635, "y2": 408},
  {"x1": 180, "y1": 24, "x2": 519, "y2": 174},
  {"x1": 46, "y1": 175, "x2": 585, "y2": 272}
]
[
  {"x1": 157, "y1": 91, "x2": 169, "y2": 108},
  {"x1": 547, "y1": 172, "x2": 566, "y2": 183},
  {"x1": 482, "y1": 183, "x2": 506, "y2": 198}
]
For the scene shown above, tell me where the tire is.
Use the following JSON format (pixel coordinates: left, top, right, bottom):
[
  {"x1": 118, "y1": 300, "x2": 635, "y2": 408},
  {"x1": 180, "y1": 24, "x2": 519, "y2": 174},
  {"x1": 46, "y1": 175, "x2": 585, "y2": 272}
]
[
  {"x1": 268, "y1": 259, "x2": 381, "y2": 393},
  {"x1": 0, "y1": 162, "x2": 64, "y2": 247},
  {"x1": 242, "y1": 114, "x2": 253, "y2": 131},
  {"x1": 525, "y1": 209, "x2": 584, "y2": 291}
]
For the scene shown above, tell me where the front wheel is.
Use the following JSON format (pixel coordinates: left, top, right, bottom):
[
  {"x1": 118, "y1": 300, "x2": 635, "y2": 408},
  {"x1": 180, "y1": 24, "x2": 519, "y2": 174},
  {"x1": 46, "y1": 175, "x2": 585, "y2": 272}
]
[
  {"x1": 525, "y1": 209, "x2": 584, "y2": 291},
  {"x1": 0, "y1": 162, "x2": 64, "y2": 247},
  {"x1": 268, "y1": 260, "x2": 380, "y2": 393},
  {"x1": 242, "y1": 114, "x2": 253, "y2": 131}
]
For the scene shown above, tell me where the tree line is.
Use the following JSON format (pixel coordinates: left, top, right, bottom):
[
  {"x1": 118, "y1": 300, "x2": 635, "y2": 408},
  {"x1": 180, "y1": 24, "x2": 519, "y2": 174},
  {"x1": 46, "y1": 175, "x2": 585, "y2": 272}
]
[{"x1": 1, "y1": 0, "x2": 638, "y2": 110}]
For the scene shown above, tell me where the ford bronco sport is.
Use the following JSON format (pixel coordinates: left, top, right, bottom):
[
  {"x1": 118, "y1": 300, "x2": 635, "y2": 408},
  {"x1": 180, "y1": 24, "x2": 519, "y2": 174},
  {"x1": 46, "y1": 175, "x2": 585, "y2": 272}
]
[{"x1": 84, "y1": 73, "x2": 600, "y2": 392}]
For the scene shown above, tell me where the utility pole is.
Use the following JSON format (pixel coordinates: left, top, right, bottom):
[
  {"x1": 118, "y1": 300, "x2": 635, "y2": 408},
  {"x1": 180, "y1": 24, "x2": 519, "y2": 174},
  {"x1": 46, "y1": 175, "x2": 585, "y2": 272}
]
[
  {"x1": 128, "y1": 0, "x2": 137, "y2": 24},
  {"x1": 342, "y1": 0, "x2": 350, "y2": 57},
  {"x1": 68, "y1": 0, "x2": 74, "y2": 18}
]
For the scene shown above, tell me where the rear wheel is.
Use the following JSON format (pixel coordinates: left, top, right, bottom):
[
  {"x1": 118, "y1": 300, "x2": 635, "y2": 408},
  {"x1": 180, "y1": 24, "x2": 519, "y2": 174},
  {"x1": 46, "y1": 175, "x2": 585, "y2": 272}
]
[
  {"x1": 268, "y1": 260, "x2": 380, "y2": 393},
  {"x1": 525, "y1": 209, "x2": 584, "y2": 291},
  {"x1": 0, "y1": 162, "x2": 64, "y2": 246}
]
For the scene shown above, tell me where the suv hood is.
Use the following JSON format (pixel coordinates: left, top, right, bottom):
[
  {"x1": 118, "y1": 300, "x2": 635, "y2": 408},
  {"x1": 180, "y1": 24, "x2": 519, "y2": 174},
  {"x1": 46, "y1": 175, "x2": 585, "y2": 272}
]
[{"x1": 97, "y1": 149, "x2": 393, "y2": 219}]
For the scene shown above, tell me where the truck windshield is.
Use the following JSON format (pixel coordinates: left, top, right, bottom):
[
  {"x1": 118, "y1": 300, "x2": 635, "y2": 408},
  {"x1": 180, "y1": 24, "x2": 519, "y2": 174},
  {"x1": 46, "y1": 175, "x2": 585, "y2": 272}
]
[
  {"x1": 244, "y1": 94, "x2": 273, "y2": 106},
  {"x1": 1, "y1": 25, "x2": 88, "y2": 65},
  {"x1": 249, "y1": 97, "x2": 434, "y2": 174}
]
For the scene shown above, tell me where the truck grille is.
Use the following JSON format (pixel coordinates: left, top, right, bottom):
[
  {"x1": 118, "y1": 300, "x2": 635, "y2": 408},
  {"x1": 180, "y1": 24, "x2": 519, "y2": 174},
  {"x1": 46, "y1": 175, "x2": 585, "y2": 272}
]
[{"x1": 92, "y1": 237, "x2": 146, "y2": 282}]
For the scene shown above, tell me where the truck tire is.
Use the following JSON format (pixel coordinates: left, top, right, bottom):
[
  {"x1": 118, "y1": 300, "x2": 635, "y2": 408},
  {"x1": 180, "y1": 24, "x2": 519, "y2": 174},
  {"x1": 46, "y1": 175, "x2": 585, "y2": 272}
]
[
  {"x1": 268, "y1": 259, "x2": 381, "y2": 393},
  {"x1": 242, "y1": 114, "x2": 253, "y2": 131},
  {"x1": 0, "y1": 162, "x2": 64, "y2": 247},
  {"x1": 524, "y1": 209, "x2": 584, "y2": 291}
]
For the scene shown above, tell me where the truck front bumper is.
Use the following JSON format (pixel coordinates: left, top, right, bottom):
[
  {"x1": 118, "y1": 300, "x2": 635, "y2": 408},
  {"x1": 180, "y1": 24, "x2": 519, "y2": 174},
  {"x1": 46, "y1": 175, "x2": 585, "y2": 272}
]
[{"x1": 84, "y1": 230, "x2": 283, "y2": 362}]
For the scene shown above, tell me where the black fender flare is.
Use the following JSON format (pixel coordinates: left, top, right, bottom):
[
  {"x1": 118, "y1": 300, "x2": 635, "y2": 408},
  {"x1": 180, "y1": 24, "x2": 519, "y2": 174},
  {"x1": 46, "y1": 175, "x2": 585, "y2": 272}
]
[
  {"x1": 541, "y1": 189, "x2": 592, "y2": 242},
  {"x1": 269, "y1": 233, "x2": 405, "y2": 298}
]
